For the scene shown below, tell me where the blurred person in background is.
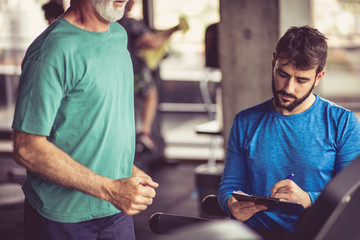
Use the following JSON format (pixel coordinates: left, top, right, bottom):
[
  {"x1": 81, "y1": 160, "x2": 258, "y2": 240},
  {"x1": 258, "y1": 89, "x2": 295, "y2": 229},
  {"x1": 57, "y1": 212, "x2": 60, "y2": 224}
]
[
  {"x1": 42, "y1": 1, "x2": 64, "y2": 25},
  {"x1": 118, "y1": 0, "x2": 188, "y2": 152}
]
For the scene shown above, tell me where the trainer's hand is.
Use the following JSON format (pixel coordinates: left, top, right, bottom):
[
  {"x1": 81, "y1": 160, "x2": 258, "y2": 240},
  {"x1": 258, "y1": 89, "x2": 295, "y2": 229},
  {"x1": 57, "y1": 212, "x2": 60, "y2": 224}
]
[
  {"x1": 270, "y1": 179, "x2": 311, "y2": 208},
  {"x1": 228, "y1": 191, "x2": 267, "y2": 221},
  {"x1": 106, "y1": 175, "x2": 159, "y2": 215}
]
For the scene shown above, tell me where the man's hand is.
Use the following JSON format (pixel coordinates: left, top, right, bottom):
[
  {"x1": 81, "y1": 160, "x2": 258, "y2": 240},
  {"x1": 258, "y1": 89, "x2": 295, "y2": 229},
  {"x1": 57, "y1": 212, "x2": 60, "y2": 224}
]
[
  {"x1": 270, "y1": 179, "x2": 311, "y2": 208},
  {"x1": 228, "y1": 192, "x2": 267, "y2": 221},
  {"x1": 106, "y1": 174, "x2": 159, "y2": 215}
]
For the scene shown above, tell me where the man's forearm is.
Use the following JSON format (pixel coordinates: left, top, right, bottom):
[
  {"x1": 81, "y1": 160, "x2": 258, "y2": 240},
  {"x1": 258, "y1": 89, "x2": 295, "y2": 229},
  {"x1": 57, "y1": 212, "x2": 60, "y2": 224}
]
[{"x1": 13, "y1": 131, "x2": 112, "y2": 201}]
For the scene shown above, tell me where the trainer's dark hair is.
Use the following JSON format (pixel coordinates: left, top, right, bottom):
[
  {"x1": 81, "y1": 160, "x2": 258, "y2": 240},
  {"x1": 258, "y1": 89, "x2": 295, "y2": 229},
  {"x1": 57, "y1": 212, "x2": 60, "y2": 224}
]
[{"x1": 274, "y1": 26, "x2": 328, "y2": 75}]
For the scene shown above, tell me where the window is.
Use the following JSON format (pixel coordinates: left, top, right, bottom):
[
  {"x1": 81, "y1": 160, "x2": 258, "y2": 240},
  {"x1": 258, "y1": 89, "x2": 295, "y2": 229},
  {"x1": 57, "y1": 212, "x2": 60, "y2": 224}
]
[
  {"x1": 152, "y1": 0, "x2": 220, "y2": 81},
  {"x1": 313, "y1": 0, "x2": 360, "y2": 99},
  {"x1": 0, "y1": 0, "x2": 48, "y2": 66},
  {"x1": 0, "y1": 0, "x2": 49, "y2": 108}
]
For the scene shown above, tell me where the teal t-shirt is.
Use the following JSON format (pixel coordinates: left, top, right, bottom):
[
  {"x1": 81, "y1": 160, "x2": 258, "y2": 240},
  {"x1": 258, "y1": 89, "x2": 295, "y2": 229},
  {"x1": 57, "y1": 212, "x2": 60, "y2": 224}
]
[{"x1": 12, "y1": 18, "x2": 135, "y2": 223}]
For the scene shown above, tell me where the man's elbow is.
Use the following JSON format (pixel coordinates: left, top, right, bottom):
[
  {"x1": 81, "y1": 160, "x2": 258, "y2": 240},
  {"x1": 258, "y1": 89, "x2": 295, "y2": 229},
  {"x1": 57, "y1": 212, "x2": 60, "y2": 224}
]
[
  {"x1": 12, "y1": 131, "x2": 37, "y2": 167},
  {"x1": 13, "y1": 138, "x2": 27, "y2": 167}
]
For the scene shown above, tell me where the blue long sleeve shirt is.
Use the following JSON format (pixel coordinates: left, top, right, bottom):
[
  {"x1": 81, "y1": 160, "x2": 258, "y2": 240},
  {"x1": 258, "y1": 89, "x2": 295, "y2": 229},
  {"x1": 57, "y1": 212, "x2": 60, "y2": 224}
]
[{"x1": 218, "y1": 95, "x2": 360, "y2": 231}]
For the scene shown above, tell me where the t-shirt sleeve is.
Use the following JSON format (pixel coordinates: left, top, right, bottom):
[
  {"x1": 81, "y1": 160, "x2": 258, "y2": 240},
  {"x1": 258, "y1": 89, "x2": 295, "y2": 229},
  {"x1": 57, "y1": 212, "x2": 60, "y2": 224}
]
[
  {"x1": 218, "y1": 114, "x2": 248, "y2": 216},
  {"x1": 335, "y1": 111, "x2": 360, "y2": 173},
  {"x1": 12, "y1": 60, "x2": 65, "y2": 136}
]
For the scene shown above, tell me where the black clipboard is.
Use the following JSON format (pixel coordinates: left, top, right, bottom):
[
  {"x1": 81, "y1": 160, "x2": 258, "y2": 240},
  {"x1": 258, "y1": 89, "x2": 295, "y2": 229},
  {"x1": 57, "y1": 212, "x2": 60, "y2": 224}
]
[{"x1": 231, "y1": 191, "x2": 305, "y2": 215}]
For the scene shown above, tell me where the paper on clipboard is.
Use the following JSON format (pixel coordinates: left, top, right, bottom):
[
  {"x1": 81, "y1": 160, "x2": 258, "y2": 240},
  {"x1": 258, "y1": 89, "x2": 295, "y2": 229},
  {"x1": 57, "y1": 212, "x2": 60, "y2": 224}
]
[{"x1": 231, "y1": 191, "x2": 305, "y2": 215}]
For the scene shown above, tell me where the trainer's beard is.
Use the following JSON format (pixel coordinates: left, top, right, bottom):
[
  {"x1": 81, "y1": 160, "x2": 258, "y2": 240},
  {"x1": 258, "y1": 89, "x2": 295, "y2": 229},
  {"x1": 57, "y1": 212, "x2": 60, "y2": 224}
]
[
  {"x1": 271, "y1": 75, "x2": 315, "y2": 112},
  {"x1": 90, "y1": 0, "x2": 126, "y2": 22}
]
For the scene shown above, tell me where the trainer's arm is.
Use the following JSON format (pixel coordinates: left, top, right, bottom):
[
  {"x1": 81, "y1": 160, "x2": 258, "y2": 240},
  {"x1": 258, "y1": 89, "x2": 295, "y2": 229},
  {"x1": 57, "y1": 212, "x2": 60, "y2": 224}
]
[{"x1": 13, "y1": 130, "x2": 158, "y2": 215}]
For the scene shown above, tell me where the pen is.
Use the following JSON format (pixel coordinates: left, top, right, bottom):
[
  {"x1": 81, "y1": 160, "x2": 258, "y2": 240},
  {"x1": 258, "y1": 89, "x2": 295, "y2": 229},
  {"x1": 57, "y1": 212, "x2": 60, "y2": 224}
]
[{"x1": 285, "y1": 173, "x2": 294, "y2": 180}]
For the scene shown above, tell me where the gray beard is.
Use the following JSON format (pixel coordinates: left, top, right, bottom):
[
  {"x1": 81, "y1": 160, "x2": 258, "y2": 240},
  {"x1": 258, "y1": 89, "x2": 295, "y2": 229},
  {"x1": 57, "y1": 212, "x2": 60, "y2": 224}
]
[{"x1": 90, "y1": 0, "x2": 125, "y2": 22}]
